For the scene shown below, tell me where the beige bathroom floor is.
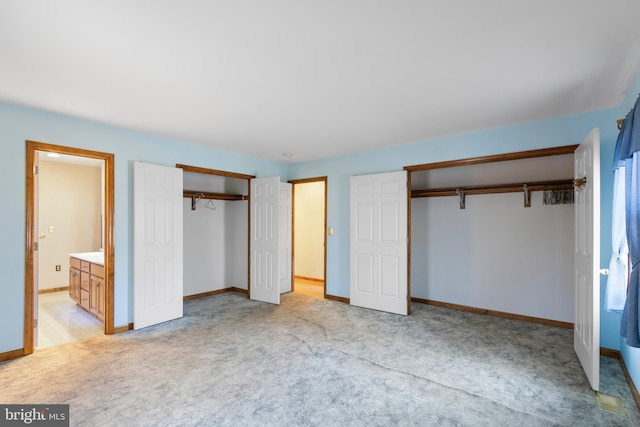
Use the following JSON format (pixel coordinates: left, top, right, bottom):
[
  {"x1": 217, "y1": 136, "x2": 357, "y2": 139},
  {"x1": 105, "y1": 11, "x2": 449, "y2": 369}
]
[{"x1": 36, "y1": 290, "x2": 103, "y2": 349}]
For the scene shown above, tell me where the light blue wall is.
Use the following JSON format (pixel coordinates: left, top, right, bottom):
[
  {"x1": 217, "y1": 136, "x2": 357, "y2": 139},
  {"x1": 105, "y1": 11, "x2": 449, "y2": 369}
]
[
  {"x1": 289, "y1": 107, "x2": 620, "y2": 347},
  {"x1": 618, "y1": 72, "x2": 640, "y2": 390},
  {"x1": 0, "y1": 102, "x2": 286, "y2": 353}
]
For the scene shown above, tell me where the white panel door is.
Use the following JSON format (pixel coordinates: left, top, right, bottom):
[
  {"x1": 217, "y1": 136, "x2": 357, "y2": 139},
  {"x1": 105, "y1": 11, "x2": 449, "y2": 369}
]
[
  {"x1": 251, "y1": 176, "x2": 280, "y2": 304},
  {"x1": 350, "y1": 171, "x2": 408, "y2": 315},
  {"x1": 133, "y1": 162, "x2": 184, "y2": 330},
  {"x1": 279, "y1": 182, "x2": 292, "y2": 294},
  {"x1": 574, "y1": 128, "x2": 600, "y2": 391}
]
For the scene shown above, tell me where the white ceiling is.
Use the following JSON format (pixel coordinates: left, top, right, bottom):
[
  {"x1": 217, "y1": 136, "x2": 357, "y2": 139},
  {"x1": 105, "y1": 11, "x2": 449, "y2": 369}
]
[{"x1": 2, "y1": 1, "x2": 640, "y2": 163}]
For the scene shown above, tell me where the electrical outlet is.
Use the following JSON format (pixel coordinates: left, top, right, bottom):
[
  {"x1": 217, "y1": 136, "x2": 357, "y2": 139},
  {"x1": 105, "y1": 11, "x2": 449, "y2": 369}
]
[{"x1": 55, "y1": 265, "x2": 61, "y2": 272}]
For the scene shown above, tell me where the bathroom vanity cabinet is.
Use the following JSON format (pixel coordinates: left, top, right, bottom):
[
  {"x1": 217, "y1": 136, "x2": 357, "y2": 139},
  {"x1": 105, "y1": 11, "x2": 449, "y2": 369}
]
[{"x1": 69, "y1": 253, "x2": 105, "y2": 323}]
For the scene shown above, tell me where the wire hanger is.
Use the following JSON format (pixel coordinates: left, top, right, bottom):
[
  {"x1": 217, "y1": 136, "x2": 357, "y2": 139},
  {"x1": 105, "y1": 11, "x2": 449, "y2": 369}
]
[{"x1": 204, "y1": 199, "x2": 216, "y2": 210}]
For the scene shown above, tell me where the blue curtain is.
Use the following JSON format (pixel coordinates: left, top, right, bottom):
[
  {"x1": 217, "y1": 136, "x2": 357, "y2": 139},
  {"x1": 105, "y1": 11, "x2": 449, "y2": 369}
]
[{"x1": 616, "y1": 95, "x2": 640, "y2": 347}]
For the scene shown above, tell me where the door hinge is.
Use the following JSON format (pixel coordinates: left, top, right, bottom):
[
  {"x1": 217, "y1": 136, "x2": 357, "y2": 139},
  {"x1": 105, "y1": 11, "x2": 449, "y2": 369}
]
[
  {"x1": 34, "y1": 318, "x2": 38, "y2": 328},
  {"x1": 34, "y1": 165, "x2": 38, "y2": 175},
  {"x1": 34, "y1": 242, "x2": 38, "y2": 251}
]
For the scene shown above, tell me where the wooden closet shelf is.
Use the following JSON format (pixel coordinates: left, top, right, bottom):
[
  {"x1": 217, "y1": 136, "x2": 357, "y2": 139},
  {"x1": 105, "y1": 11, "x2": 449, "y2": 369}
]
[
  {"x1": 183, "y1": 190, "x2": 247, "y2": 201},
  {"x1": 411, "y1": 179, "x2": 573, "y2": 198}
]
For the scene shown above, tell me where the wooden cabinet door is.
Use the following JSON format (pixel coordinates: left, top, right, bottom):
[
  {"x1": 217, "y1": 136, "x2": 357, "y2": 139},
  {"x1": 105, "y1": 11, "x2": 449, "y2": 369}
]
[
  {"x1": 69, "y1": 267, "x2": 80, "y2": 303},
  {"x1": 89, "y1": 275, "x2": 99, "y2": 316},
  {"x1": 80, "y1": 271, "x2": 90, "y2": 291},
  {"x1": 68, "y1": 268, "x2": 75, "y2": 301},
  {"x1": 96, "y1": 276, "x2": 105, "y2": 322},
  {"x1": 80, "y1": 289, "x2": 90, "y2": 311}
]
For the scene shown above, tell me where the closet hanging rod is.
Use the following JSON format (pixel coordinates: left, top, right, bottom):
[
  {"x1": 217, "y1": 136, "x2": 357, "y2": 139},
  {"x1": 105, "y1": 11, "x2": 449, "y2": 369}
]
[
  {"x1": 411, "y1": 179, "x2": 573, "y2": 198},
  {"x1": 183, "y1": 190, "x2": 247, "y2": 201}
]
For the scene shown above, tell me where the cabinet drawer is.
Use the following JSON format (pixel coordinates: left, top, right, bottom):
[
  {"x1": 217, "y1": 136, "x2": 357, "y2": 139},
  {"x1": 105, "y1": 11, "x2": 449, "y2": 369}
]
[
  {"x1": 91, "y1": 263, "x2": 104, "y2": 278},
  {"x1": 70, "y1": 257, "x2": 81, "y2": 269},
  {"x1": 80, "y1": 289, "x2": 90, "y2": 310},
  {"x1": 80, "y1": 260, "x2": 91, "y2": 273},
  {"x1": 80, "y1": 271, "x2": 90, "y2": 291}
]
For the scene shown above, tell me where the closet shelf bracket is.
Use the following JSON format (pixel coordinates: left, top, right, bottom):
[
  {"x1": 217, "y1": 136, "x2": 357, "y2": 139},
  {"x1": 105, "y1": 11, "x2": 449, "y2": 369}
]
[
  {"x1": 523, "y1": 184, "x2": 531, "y2": 208},
  {"x1": 456, "y1": 189, "x2": 465, "y2": 209}
]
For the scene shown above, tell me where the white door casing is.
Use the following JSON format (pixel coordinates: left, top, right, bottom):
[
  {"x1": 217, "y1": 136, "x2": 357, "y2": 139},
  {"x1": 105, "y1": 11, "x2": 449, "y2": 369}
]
[
  {"x1": 350, "y1": 171, "x2": 408, "y2": 315},
  {"x1": 279, "y1": 182, "x2": 292, "y2": 294},
  {"x1": 574, "y1": 128, "x2": 601, "y2": 391},
  {"x1": 133, "y1": 162, "x2": 184, "y2": 330},
  {"x1": 250, "y1": 176, "x2": 281, "y2": 304}
]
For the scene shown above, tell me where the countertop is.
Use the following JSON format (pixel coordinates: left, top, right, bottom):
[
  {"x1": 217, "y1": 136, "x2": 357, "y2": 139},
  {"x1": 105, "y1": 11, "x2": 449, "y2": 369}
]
[{"x1": 69, "y1": 251, "x2": 104, "y2": 266}]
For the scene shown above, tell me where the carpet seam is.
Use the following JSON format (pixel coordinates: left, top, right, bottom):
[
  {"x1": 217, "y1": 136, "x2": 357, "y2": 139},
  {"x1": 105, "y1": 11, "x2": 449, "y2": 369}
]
[{"x1": 328, "y1": 346, "x2": 561, "y2": 425}]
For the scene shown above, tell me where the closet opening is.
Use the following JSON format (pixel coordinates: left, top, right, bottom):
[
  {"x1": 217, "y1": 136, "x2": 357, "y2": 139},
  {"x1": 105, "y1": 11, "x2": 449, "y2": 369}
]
[
  {"x1": 405, "y1": 145, "x2": 578, "y2": 328},
  {"x1": 290, "y1": 177, "x2": 327, "y2": 299},
  {"x1": 176, "y1": 164, "x2": 254, "y2": 301},
  {"x1": 24, "y1": 140, "x2": 115, "y2": 356}
]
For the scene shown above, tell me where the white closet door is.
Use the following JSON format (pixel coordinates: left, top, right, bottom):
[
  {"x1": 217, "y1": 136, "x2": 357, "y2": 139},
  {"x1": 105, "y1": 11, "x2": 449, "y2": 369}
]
[
  {"x1": 250, "y1": 176, "x2": 280, "y2": 304},
  {"x1": 133, "y1": 162, "x2": 184, "y2": 330},
  {"x1": 279, "y1": 182, "x2": 292, "y2": 294},
  {"x1": 350, "y1": 171, "x2": 408, "y2": 315},
  {"x1": 574, "y1": 128, "x2": 600, "y2": 391}
]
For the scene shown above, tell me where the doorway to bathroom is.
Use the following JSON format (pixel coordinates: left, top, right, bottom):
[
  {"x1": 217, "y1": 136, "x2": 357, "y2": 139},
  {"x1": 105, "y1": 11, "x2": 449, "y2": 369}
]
[{"x1": 24, "y1": 141, "x2": 115, "y2": 355}]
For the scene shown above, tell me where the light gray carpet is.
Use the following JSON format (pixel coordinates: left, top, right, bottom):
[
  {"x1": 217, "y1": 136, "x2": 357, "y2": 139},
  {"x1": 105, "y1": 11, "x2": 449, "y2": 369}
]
[{"x1": 1, "y1": 292, "x2": 639, "y2": 426}]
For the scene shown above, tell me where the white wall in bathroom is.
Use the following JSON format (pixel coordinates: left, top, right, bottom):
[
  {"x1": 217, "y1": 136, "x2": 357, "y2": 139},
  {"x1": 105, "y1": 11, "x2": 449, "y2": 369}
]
[{"x1": 38, "y1": 160, "x2": 102, "y2": 290}]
